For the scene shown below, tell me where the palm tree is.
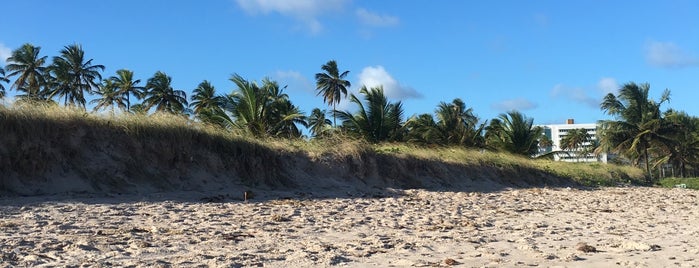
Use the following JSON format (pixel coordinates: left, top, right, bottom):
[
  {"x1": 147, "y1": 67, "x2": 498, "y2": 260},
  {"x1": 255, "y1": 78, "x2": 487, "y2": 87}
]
[
  {"x1": 560, "y1": 128, "x2": 591, "y2": 162},
  {"x1": 315, "y1": 60, "x2": 351, "y2": 127},
  {"x1": 90, "y1": 79, "x2": 125, "y2": 113},
  {"x1": 142, "y1": 71, "x2": 188, "y2": 114},
  {"x1": 190, "y1": 80, "x2": 225, "y2": 124},
  {"x1": 404, "y1": 113, "x2": 439, "y2": 144},
  {"x1": 5, "y1": 43, "x2": 48, "y2": 100},
  {"x1": 0, "y1": 66, "x2": 8, "y2": 99},
  {"x1": 110, "y1": 69, "x2": 144, "y2": 111},
  {"x1": 433, "y1": 98, "x2": 484, "y2": 147},
  {"x1": 538, "y1": 134, "x2": 553, "y2": 152},
  {"x1": 308, "y1": 108, "x2": 332, "y2": 138},
  {"x1": 598, "y1": 82, "x2": 669, "y2": 179},
  {"x1": 485, "y1": 111, "x2": 543, "y2": 156},
  {"x1": 335, "y1": 86, "x2": 404, "y2": 143},
  {"x1": 47, "y1": 44, "x2": 104, "y2": 108},
  {"x1": 225, "y1": 74, "x2": 306, "y2": 138},
  {"x1": 653, "y1": 110, "x2": 699, "y2": 178}
]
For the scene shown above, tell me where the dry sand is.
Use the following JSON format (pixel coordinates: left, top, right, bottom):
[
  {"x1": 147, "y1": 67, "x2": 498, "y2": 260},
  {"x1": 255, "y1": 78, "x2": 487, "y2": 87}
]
[{"x1": 1, "y1": 187, "x2": 698, "y2": 267}]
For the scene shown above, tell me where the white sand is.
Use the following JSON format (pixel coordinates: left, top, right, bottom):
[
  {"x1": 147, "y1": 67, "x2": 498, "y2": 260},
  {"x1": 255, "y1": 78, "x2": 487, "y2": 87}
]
[{"x1": 1, "y1": 187, "x2": 697, "y2": 267}]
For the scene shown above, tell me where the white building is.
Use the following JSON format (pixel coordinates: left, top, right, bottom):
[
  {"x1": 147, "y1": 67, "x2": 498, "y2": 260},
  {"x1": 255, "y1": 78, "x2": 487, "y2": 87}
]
[{"x1": 538, "y1": 119, "x2": 608, "y2": 163}]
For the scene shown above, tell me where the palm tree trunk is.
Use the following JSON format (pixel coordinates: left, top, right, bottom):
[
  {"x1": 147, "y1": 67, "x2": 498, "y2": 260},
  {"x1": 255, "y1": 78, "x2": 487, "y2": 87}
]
[
  {"x1": 644, "y1": 147, "x2": 651, "y2": 181},
  {"x1": 332, "y1": 102, "x2": 337, "y2": 127}
]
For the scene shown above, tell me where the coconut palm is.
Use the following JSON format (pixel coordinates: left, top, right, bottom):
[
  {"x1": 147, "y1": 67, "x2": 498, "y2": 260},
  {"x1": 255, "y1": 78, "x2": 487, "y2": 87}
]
[
  {"x1": 190, "y1": 80, "x2": 226, "y2": 124},
  {"x1": 90, "y1": 79, "x2": 125, "y2": 113},
  {"x1": 110, "y1": 69, "x2": 144, "y2": 111},
  {"x1": 560, "y1": 128, "x2": 591, "y2": 162},
  {"x1": 404, "y1": 113, "x2": 439, "y2": 144},
  {"x1": 335, "y1": 86, "x2": 404, "y2": 143},
  {"x1": 308, "y1": 108, "x2": 332, "y2": 138},
  {"x1": 485, "y1": 111, "x2": 542, "y2": 156},
  {"x1": 653, "y1": 110, "x2": 699, "y2": 178},
  {"x1": 597, "y1": 82, "x2": 669, "y2": 179},
  {"x1": 226, "y1": 74, "x2": 306, "y2": 138},
  {"x1": 315, "y1": 60, "x2": 351, "y2": 127},
  {"x1": 47, "y1": 44, "x2": 105, "y2": 108},
  {"x1": 434, "y1": 98, "x2": 484, "y2": 147},
  {"x1": 142, "y1": 71, "x2": 188, "y2": 114},
  {"x1": 5, "y1": 43, "x2": 48, "y2": 100},
  {"x1": 0, "y1": 66, "x2": 8, "y2": 99}
]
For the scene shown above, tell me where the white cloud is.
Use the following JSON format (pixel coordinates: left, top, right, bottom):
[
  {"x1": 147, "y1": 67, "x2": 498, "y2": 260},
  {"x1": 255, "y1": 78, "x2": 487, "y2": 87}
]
[
  {"x1": 645, "y1": 41, "x2": 699, "y2": 68},
  {"x1": 491, "y1": 98, "x2": 538, "y2": 111},
  {"x1": 356, "y1": 8, "x2": 399, "y2": 27},
  {"x1": 235, "y1": 0, "x2": 347, "y2": 34},
  {"x1": 356, "y1": 66, "x2": 422, "y2": 100},
  {"x1": 0, "y1": 43, "x2": 11, "y2": 64},
  {"x1": 550, "y1": 78, "x2": 619, "y2": 108},
  {"x1": 597, "y1": 77, "x2": 618, "y2": 95},
  {"x1": 273, "y1": 70, "x2": 314, "y2": 93}
]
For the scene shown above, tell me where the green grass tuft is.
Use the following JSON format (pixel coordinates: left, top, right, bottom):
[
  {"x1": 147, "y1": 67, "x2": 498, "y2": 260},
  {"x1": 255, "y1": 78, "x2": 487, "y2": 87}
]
[{"x1": 658, "y1": 177, "x2": 699, "y2": 190}]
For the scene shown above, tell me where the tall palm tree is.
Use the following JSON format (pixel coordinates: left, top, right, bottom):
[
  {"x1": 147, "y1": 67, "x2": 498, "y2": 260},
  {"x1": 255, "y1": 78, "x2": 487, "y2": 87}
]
[
  {"x1": 110, "y1": 69, "x2": 144, "y2": 111},
  {"x1": 308, "y1": 108, "x2": 332, "y2": 138},
  {"x1": 315, "y1": 60, "x2": 351, "y2": 127},
  {"x1": 0, "y1": 66, "x2": 8, "y2": 99},
  {"x1": 485, "y1": 111, "x2": 542, "y2": 156},
  {"x1": 47, "y1": 44, "x2": 105, "y2": 108},
  {"x1": 190, "y1": 80, "x2": 225, "y2": 124},
  {"x1": 598, "y1": 82, "x2": 669, "y2": 179},
  {"x1": 335, "y1": 86, "x2": 404, "y2": 143},
  {"x1": 142, "y1": 71, "x2": 188, "y2": 114},
  {"x1": 90, "y1": 79, "x2": 125, "y2": 114},
  {"x1": 560, "y1": 128, "x2": 591, "y2": 162},
  {"x1": 5, "y1": 43, "x2": 48, "y2": 100}
]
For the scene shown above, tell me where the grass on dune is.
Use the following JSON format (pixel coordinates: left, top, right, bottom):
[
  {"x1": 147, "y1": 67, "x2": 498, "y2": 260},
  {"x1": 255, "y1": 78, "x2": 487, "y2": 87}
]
[
  {"x1": 658, "y1": 178, "x2": 699, "y2": 190},
  {"x1": 1, "y1": 104, "x2": 646, "y2": 189}
]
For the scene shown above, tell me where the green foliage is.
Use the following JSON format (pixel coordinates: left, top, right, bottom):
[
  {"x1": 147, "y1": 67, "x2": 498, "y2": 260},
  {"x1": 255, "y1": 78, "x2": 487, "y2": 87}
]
[
  {"x1": 225, "y1": 74, "x2": 306, "y2": 138},
  {"x1": 485, "y1": 111, "x2": 542, "y2": 156},
  {"x1": 315, "y1": 60, "x2": 351, "y2": 126},
  {"x1": 598, "y1": 82, "x2": 670, "y2": 180},
  {"x1": 5, "y1": 43, "x2": 48, "y2": 100},
  {"x1": 658, "y1": 177, "x2": 699, "y2": 190},
  {"x1": 335, "y1": 86, "x2": 404, "y2": 143},
  {"x1": 46, "y1": 44, "x2": 105, "y2": 109},
  {"x1": 143, "y1": 71, "x2": 188, "y2": 114},
  {"x1": 404, "y1": 98, "x2": 485, "y2": 147}
]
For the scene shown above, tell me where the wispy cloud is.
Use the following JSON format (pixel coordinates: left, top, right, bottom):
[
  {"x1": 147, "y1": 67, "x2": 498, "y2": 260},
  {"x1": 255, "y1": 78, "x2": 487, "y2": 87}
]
[
  {"x1": 597, "y1": 77, "x2": 618, "y2": 95},
  {"x1": 273, "y1": 70, "x2": 314, "y2": 93},
  {"x1": 356, "y1": 66, "x2": 422, "y2": 100},
  {"x1": 356, "y1": 8, "x2": 399, "y2": 27},
  {"x1": 235, "y1": 0, "x2": 348, "y2": 34},
  {"x1": 645, "y1": 41, "x2": 699, "y2": 68},
  {"x1": 0, "y1": 43, "x2": 12, "y2": 64},
  {"x1": 491, "y1": 98, "x2": 538, "y2": 111},
  {"x1": 550, "y1": 78, "x2": 618, "y2": 108}
]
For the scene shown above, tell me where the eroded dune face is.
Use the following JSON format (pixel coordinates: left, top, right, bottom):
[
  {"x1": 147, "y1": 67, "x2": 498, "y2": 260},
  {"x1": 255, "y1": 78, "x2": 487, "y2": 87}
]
[{"x1": 0, "y1": 187, "x2": 696, "y2": 267}]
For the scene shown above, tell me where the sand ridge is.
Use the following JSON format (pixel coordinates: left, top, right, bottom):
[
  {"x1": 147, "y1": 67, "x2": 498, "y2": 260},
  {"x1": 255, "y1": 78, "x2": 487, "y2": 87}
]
[{"x1": 0, "y1": 187, "x2": 697, "y2": 267}]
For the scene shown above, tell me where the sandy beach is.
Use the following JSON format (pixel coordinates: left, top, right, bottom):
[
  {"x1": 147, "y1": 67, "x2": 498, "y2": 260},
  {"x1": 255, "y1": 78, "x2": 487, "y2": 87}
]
[{"x1": 1, "y1": 186, "x2": 697, "y2": 267}]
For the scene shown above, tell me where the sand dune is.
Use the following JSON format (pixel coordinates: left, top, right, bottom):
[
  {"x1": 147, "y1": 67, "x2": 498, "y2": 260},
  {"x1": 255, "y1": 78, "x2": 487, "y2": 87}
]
[{"x1": 1, "y1": 186, "x2": 697, "y2": 267}]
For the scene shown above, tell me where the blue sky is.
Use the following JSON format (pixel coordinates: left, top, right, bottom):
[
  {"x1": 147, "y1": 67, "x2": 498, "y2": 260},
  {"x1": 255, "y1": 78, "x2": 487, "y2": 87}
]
[{"x1": 1, "y1": 0, "x2": 698, "y2": 125}]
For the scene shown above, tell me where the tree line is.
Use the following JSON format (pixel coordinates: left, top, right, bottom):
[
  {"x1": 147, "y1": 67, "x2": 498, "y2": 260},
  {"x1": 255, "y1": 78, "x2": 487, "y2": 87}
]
[{"x1": 1, "y1": 43, "x2": 698, "y2": 179}]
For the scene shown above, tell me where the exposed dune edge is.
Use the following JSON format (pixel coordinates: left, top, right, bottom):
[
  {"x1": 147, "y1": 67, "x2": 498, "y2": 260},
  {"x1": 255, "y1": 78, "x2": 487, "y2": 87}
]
[{"x1": 0, "y1": 109, "x2": 578, "y2": 196}]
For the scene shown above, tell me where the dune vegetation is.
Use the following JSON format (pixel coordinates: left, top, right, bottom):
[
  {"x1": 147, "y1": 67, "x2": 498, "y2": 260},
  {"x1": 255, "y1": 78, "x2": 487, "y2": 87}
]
[
  {"x1": 0, "y1": 104, "x2": 645, "y2": 195},
  {"x1": 2, "y1": 42, "x2": 697, "y2": 195}
]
